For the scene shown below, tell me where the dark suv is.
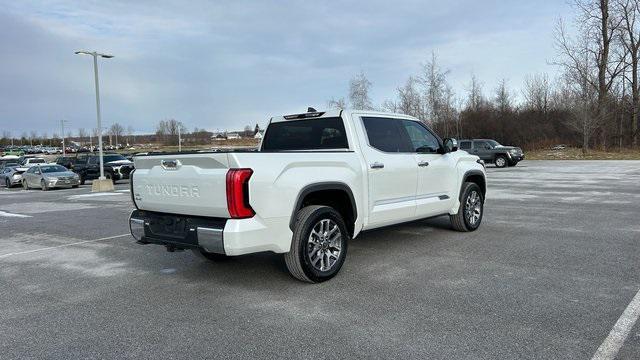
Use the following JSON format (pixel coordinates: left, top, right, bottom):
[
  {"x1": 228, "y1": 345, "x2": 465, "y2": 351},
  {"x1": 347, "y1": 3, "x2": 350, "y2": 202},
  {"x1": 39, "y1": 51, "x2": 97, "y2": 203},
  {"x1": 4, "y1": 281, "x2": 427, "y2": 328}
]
[
  {"x1": 459, "y1": 139, "x2": 524, "y2": 168},
  {"x1": 72, "y1": 153, "x2": 134, "y2": 184}
]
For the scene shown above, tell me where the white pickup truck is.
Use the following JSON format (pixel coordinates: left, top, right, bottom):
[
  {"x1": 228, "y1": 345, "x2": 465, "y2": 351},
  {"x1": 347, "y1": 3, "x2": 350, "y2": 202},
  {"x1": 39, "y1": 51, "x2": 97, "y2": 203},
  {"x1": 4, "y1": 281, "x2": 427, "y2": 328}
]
[{"x1": 129, "y1": 109, "x2": 486, "y2": 282}]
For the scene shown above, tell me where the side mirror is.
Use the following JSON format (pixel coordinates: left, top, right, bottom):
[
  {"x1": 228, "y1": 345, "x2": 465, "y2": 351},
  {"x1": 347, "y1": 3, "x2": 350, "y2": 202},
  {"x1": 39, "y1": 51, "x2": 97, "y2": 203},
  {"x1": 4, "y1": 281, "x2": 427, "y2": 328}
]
[{"x1": 443, "y1": 138, "x2": 458, "y2": 153}]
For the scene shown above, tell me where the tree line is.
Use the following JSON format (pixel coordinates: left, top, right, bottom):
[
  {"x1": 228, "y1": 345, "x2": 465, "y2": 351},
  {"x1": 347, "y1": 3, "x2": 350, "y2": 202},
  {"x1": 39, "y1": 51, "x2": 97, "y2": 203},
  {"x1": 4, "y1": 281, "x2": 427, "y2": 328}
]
[
  {"x1": 0, "y1": 123, "x2": 135, "y2": 147},
  {"x1": 330, "y1": 0, "x2": 640, "y2": 152}
]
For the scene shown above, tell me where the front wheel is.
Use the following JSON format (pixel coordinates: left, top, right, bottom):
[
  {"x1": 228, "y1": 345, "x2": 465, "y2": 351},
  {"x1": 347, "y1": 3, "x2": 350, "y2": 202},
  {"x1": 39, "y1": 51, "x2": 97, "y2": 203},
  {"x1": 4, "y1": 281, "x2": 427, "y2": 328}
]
[
  {"x1": 284, "y1": 205, "x2": 349, "y2": 283},
  {"x1": 5, "y1": 178, "x2": 10, "y2": 188},
  {"x1": 495, "y1": 155, "x2": 508, "y2": 168},
  {"x1": 41, "y1": 179, "x2": 49, "y2": 191},
  {"x1": 450, "y1": 182, "x2": 484, "y2": 232}
]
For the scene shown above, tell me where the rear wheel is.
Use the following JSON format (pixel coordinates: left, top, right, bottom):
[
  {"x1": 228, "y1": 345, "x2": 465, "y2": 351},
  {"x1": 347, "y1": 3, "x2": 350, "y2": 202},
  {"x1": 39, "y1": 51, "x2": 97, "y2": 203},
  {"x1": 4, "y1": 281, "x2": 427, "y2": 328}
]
[
  {"x1": 284, "y1": 205, "x2": 349, "y2": 283},
  {"x1": 450, "y1": 182, "x2": 484, "y2": 232},
  {"x1": 495, "y1": 155, "x2": 507, "y2": 168}
]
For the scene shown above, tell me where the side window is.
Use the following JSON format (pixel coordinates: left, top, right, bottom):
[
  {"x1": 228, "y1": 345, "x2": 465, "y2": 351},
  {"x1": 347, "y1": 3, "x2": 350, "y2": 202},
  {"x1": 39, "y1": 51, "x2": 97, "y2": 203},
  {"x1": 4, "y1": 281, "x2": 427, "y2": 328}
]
[
  {"x1": 400, "y1": 120, "x2": 441, "y2": 153},
  {"x1": 361, "y1": 117, "x2": 413, "y2": 152},
  {"x1": 459, "y1": 141, "x2": 472, "y2": 150},
  {"x1": 474, "y1": 141, "x2": 490, "y2": 150},
  {"x1": 27, "y1": 167, "x2": 36, "y2": 173},
  {"x1": 88, "y1": 157, "x2": 98, "y2": 165}
]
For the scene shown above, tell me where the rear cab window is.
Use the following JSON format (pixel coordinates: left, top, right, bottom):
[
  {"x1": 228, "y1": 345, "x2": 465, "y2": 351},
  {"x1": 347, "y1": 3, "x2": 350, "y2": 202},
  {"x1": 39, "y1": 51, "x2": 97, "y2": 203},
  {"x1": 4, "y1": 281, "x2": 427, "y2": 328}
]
[
  {"x1": 459, "y1": 141, "x2": 472, "y2": 150},
  {"x1": 261, "y1": 117, "x2": 348, "y2": 151}
]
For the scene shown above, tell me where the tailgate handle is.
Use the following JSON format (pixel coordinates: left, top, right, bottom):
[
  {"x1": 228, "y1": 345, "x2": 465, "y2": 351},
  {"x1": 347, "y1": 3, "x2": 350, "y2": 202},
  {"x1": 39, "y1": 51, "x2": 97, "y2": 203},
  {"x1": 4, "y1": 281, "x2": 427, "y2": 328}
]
[{"x1": 161, "y1": 159, "x2": 181, "y2": 170}]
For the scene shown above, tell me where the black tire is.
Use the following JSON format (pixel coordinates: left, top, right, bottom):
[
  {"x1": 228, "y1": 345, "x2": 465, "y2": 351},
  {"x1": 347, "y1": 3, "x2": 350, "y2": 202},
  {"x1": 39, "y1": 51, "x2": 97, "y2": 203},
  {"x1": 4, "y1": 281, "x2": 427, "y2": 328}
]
[
  {"x1": 5, "y1": 178, "x2": 10, "y2": 188},
  {"x1": 284, "y1": 205, "x2": 349, "y2": 283},
  {"x1": 79, "y1": 174, "x2": 85, "y2": 185},
  {"x1": 72, "y1": 185, "x2": 79, "y2": 188},
  {"x1": 450, "y1": 182, "x2": 484, "y2": 232},
  {"x1": 106, "y1": 173, "x2": 116, "y2": 184},
  {"x1": 191, "y1": 249, "x2": 229, "y2": 262},
  {"x1": 494, "y1": 155, "x2": 508, "y2": 168}
]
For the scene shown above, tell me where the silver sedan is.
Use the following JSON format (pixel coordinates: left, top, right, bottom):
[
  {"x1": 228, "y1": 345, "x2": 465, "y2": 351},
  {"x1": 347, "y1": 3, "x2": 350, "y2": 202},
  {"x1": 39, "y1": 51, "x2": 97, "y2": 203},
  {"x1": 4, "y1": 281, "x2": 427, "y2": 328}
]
[{"x1": 22, "y1": 164, "x2": 80, "y2": 190}]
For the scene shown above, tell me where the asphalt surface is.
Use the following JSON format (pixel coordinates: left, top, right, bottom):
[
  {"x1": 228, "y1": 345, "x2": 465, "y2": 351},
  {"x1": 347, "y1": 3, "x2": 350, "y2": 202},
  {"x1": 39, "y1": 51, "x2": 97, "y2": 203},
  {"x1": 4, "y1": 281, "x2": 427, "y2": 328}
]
[{"x1": 1, "y1": 160, "x2": 639, "y2": 359}]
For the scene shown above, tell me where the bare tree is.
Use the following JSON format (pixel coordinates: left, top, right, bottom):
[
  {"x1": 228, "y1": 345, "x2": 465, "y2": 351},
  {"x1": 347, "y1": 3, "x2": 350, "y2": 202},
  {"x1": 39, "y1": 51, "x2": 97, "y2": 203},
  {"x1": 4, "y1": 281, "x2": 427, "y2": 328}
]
[
  {"x1": 349, "y1": 72, "x2": 374, "y2": 110},
  {"x1": 396, "y1": 76, "x2": 424, "y2": 119},
  {"x1": 109, "y1": 123, "x2": 125, "y2": 145},
  {"x1": 523, "y1": 73, "x2": 552, "y2": 113},
  {"x1": 326, "y1": 97, "x2": 347, "y2": 109},
  {"x1": 494, "y1": 79, "x2": 513, "y2": 113},
  {"x1": 617, "y1": 0, "x2": 640, "y2": 146},
  {"x1": 156, "y1": 119, "x2": 186, "y2": 145},
  {"x1": 420, "y1": 52, "x2": 450, "y2": 125},
  {"x1": 78, "y1": 128, "x2": 87, "y2": 146},
  {"x1": 554, "y1": 0, "x2": 625, "y2": 151},
  {"x1": 465, "y1": 73, "x2": 485, "y2": 111}
]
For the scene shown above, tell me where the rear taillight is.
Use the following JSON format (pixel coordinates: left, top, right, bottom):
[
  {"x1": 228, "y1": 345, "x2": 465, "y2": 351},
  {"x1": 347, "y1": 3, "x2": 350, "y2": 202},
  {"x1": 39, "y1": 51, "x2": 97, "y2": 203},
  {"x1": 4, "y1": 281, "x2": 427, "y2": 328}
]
[{"x1": 226, "y1": 168, "x2": 255, "y2": 219}]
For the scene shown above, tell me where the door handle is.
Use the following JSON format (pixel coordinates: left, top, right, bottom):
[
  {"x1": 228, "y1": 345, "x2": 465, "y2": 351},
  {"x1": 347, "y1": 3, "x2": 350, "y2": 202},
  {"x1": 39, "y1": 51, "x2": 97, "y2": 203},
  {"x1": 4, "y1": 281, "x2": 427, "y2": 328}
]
[
  {"x1": 418, "y1": 161, "x2": 429, "y2": 167},
  {"x1": 370, "y1": 162, "x2": 384, "y2": 169}
]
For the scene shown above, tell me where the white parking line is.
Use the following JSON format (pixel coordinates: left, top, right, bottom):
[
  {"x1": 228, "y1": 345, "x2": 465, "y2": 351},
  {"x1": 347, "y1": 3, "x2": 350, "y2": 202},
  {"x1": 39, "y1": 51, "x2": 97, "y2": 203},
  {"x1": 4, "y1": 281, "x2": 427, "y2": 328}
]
[
  {"x1": 0, "y1": 234, "x2": 130, "y2": 259},
  {"x1": 592, "y1": 289, "x2": 640, "y2": 360},
  {"x1": 0, "y1": 210, "x2": 32, "y2": 218}
]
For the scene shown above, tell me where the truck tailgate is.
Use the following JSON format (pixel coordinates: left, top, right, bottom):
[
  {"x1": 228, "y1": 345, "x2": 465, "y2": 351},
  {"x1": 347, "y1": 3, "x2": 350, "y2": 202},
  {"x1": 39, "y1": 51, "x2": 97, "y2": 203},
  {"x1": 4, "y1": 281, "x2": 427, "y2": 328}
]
[{"x1": 132, "y1": 154, "x2": 231, "y2": 218}]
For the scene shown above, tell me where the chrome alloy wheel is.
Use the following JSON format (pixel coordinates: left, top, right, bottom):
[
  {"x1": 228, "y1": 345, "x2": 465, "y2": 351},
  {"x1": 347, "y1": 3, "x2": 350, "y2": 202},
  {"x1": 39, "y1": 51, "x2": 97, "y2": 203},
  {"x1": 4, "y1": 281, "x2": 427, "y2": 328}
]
[
  {"x1": 495, "y1": 157, "x2": 506, "y2": 167},
  {"x1": 307, "y1": 219, "x2": 342, "y2": 272},
  {"x1": 465, "y1": 190, "x2": 482, "y2": 226}
]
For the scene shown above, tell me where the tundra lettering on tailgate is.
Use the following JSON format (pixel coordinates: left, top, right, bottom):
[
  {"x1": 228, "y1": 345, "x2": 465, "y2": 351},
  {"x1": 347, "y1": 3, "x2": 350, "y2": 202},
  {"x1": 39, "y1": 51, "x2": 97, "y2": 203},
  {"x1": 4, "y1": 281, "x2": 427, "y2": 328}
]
[{"x1": 144, "y1": 184, "x2": 200, "y2": 198}]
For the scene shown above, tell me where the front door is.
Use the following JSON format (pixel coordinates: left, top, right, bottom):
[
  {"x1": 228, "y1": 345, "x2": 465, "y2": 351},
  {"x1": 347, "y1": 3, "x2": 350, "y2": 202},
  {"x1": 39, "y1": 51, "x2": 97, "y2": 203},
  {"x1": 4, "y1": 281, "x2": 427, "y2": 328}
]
[
  {"x1": 359, "y1": 116, "x2": 418, "y2": 228},
  {"x1": 472, "y1": 140, "x2": 493, "y2": 161},
  {"x1": 398, "y1": 120, "x2": 458, "y2": 217}
]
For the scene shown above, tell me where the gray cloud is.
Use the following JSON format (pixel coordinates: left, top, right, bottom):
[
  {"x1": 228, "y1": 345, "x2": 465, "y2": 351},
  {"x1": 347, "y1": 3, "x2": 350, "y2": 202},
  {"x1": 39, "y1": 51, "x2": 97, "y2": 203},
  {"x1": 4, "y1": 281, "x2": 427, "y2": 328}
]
[{"x1": 0, "y1": 0, "x2": 572, "y2": 135}]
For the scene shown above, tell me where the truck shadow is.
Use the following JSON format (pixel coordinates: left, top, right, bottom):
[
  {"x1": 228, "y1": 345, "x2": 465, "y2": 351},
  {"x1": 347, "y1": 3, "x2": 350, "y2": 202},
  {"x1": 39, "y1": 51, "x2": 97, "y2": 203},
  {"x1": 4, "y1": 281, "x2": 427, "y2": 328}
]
[{"x1": 166, "y1": 215, "x2": 458, "y2": 288}]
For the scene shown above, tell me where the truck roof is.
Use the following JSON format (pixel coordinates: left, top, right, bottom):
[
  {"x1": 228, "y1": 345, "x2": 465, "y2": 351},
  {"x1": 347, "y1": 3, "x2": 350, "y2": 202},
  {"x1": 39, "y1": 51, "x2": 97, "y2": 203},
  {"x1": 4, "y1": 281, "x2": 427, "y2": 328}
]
[{"x1": 271, "y1": 109, "x2": 421, "y2": 123}]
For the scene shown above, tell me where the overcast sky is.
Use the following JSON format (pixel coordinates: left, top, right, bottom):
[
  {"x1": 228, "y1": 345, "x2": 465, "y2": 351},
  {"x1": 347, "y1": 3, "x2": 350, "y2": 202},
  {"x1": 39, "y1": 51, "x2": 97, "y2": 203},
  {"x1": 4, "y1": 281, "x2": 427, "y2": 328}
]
[{"x1": 0, "y1": 0, "x2": 574, "y2": 136}]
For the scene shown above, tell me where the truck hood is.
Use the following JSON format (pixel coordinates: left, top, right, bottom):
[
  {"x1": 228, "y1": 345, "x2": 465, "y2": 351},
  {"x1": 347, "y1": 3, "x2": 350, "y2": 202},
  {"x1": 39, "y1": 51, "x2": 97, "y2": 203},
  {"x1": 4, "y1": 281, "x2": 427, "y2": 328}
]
[{"x1": 106, "y1": 160, "x2": 133, "y2": 166}]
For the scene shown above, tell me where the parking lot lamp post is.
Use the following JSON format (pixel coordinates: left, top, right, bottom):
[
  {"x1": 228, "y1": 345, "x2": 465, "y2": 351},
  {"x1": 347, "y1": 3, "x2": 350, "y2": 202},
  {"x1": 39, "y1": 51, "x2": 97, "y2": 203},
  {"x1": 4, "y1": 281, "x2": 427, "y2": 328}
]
[
  {"x1": 61, "y1": 119, "x2": 68, "y2": 156},
  {"x1": 74, "y1": 50, "x2": 113, "y2": 180}
]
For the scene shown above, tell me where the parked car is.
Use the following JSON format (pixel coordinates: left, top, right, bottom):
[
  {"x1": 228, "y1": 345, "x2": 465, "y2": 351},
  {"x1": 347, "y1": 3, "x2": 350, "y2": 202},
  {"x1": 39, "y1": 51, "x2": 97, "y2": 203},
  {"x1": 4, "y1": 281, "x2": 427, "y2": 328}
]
[
  {"x1": 21, "y1": 164, "x2": 80, "y2": 190},
  {"x1": 73, "y1": 153, "x2": 134, "y2": 184},
  {"x1": 1, "y1": 166, "x2": 25, "y2": 188},
  {"x1": 18, "y1": 157, "x2": 47, "y2": 167},
  {"x1": 128, "y1": 109, "x2": 487, "y2": 283},
  {"x1": 458, "y1": 139, "x2": 524, "y2": 168},
  {"x1": 0, "y1": 156, "x2": 20, "y2": 170},
  {"x1": 54, "y1": 156, "x2": 76, "y2": 169}
]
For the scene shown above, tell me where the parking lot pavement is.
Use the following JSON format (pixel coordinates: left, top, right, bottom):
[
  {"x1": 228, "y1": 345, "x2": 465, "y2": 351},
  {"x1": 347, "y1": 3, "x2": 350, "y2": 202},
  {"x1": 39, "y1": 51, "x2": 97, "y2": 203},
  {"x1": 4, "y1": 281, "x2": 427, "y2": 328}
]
[{"x1": 1, "y1": 161, "x2": 639, "y2": 359}]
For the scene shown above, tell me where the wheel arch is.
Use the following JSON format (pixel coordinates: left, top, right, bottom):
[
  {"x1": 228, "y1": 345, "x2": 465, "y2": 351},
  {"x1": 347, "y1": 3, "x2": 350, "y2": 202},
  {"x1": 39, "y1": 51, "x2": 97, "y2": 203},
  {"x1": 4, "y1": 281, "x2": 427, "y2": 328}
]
[
  {"x1": 461, "y1": 170, "x2": 486, "y2": 199},
  {"x1": 290, "y1": 182, "x2": 357, "y2": 236}
]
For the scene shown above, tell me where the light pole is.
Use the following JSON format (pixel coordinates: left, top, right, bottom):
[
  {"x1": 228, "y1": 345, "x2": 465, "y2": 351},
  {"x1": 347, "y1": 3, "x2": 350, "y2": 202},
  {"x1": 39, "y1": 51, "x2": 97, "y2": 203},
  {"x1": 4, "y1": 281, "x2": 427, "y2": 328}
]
[
  {"x1": 75, "y1": 50, "x2": 113, "y2": 180},
  {"x1": 60, "y1": 119, "x2": 68, "y2": 156}
]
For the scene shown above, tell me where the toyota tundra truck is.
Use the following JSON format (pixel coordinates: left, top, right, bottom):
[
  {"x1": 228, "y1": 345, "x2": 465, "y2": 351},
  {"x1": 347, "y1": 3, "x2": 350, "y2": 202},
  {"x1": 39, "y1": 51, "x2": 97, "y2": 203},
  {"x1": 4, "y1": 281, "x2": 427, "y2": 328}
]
[{"x1": 129, "y1": 109, "x2": 486, "y2": 283}]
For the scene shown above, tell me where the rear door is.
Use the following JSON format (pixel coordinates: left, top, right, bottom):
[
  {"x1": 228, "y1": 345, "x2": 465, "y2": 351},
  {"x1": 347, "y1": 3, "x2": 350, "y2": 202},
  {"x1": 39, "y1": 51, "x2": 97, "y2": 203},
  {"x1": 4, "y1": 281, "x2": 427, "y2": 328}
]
[{"x1": 359, "y1": 116, "x2": 418, "y2": 228}]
